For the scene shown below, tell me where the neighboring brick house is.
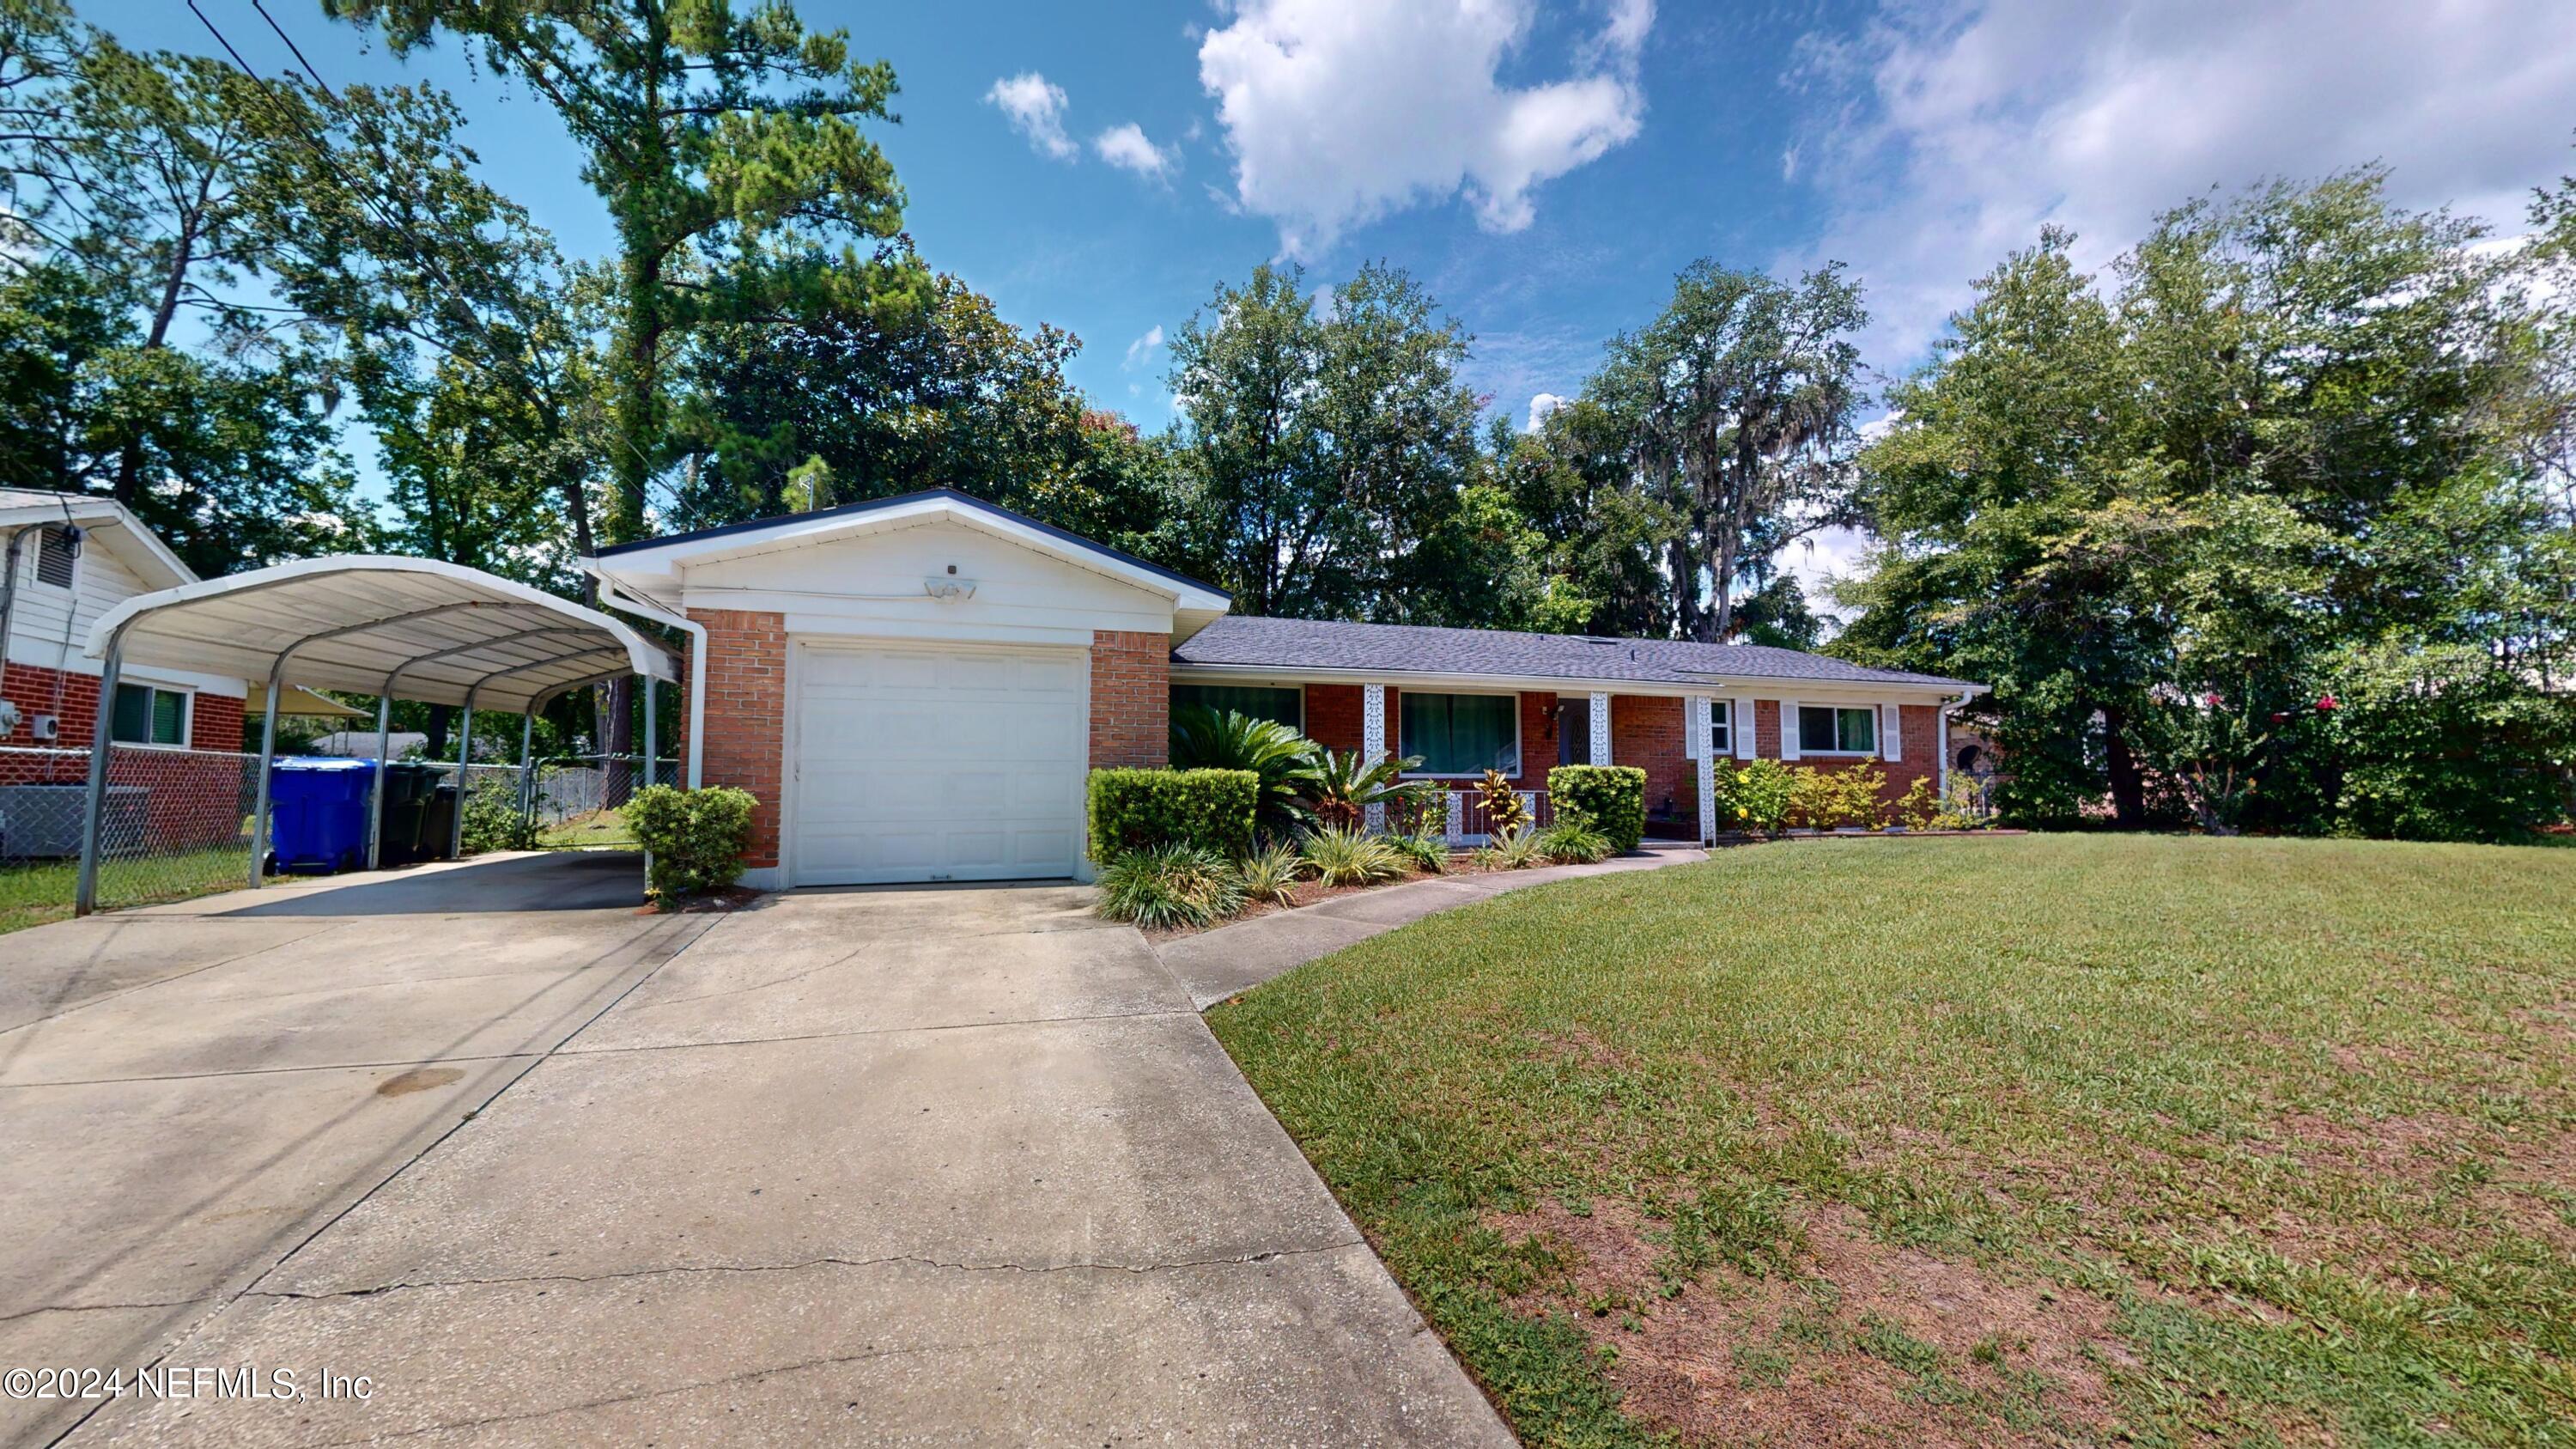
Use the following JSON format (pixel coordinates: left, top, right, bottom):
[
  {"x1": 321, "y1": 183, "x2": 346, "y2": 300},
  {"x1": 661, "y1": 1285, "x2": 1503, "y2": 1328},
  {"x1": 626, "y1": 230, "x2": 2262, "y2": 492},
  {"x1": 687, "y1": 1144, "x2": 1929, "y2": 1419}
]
[
  {"x1": 2, "y1": 490, "x2": 253, "y2": 855},
  {"x1": 583, "y1": 490, "x2": 1982, "y2": 890}
]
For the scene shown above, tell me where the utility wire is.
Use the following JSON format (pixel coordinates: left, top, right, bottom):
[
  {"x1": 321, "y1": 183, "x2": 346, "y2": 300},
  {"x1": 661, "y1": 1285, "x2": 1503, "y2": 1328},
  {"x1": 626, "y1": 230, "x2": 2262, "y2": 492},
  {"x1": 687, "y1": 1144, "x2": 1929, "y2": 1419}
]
[{"x1": 185, "y1": 0, "x2": 694, "y2": 525}]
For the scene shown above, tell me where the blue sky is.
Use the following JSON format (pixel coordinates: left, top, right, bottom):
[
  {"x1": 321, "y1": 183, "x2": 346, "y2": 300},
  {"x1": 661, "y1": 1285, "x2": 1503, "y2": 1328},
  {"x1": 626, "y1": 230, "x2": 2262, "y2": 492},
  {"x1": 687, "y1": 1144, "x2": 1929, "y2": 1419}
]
[{"x1": 100, "y1": 0, "x2": 2576, "y2": 597}]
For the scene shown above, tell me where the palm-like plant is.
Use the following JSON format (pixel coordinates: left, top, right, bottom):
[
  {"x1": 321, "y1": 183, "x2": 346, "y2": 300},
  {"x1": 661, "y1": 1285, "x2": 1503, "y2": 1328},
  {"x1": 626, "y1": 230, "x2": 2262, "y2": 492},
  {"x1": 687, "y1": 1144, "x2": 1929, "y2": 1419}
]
[
  {"x1": 1303, "y1": 748, "x2": 1427, "y2": 831},
  {"x1": 1169, "y1": 706, "x2": 1322, "y2": 841}
]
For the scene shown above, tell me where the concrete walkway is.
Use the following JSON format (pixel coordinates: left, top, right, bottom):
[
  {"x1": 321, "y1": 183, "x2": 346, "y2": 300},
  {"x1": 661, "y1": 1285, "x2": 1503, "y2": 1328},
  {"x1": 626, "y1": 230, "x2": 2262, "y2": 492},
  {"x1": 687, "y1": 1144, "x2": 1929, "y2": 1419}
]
[
  {"x1": 24, "y1": 861, "x2": 1516, "y2": 1447},
  {"x1": 1157, "y1": 845, "x2": 1708, "y2": 1008}
]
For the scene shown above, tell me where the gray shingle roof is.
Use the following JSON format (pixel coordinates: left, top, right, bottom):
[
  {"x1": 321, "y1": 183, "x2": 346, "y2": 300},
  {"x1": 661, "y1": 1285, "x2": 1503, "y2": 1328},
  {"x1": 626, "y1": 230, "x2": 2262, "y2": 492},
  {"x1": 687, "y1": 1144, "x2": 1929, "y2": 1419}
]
[{"x1": 1172, "y1": 615, "x2": 1976, "y2": 691}]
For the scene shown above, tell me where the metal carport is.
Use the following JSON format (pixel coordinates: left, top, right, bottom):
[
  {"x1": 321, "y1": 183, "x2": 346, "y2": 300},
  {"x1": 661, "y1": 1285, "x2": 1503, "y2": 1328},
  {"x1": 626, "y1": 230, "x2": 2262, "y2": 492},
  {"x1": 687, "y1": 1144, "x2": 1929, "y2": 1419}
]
[{"x1": 77, "y1": 557, "x2": 679, "y2": 914}]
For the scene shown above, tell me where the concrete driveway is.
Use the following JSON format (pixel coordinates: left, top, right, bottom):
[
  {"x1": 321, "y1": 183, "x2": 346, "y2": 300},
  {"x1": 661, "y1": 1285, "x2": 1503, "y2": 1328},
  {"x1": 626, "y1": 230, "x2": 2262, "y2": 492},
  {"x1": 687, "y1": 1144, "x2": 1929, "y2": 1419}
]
[{"x1": 5, "y1": 855, "x2": 1508, "y2": 1447}]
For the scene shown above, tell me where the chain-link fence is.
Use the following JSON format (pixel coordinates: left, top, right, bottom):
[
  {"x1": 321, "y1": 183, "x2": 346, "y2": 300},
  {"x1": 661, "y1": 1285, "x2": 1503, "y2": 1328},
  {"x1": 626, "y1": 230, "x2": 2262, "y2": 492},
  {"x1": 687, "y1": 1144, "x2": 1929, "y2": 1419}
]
[
  {"x1": 0, "y1": 748, "x2": 683, "y2": 928},
  {"x1": 416, "y1": 754, "x2": 678, "y2": 854},
  {"x1": 512, "y1": 753, "x2": 680, "y2": 827},
  {"x1": 1, "y1": 743, "x2": 260, "y2": 928}
]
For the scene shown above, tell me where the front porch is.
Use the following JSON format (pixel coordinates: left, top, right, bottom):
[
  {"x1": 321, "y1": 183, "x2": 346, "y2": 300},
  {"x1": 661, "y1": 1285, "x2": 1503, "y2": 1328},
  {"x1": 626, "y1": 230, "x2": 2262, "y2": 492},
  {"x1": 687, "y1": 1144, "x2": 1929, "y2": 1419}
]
[{"x1": 1169, "y1": 674, "x2": 1951, "y2": 847}]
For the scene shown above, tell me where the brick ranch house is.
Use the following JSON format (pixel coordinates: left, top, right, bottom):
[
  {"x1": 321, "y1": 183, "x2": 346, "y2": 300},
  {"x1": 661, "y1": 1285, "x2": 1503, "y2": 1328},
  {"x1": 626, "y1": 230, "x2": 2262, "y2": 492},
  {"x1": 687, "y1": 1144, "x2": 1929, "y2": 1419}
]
[
  {"x1": 583, "y1": 490, "x2": 1982, "y2": 891},
  {"x1": 2, "y1": 490, "x2": 254, "y2": 855}
]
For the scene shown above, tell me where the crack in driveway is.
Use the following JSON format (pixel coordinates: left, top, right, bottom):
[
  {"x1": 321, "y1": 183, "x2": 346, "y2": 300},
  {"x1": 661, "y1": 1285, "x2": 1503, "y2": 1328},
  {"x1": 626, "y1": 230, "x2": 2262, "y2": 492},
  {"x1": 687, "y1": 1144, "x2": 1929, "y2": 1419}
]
[{"x1": 247, "y1": 1239, "x2": 1370, "y2": 1305}]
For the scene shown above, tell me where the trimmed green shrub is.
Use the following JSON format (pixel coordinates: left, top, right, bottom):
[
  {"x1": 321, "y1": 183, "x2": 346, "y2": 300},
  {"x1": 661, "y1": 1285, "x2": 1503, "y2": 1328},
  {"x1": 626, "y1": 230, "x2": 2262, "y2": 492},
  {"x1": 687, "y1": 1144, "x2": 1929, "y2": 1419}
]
[
  {"x1": 1548, "y1": 764, "x2": 1646, "y2": 851},
  {"x1": 1095, "y1": 843, "x2": 1245, "y2": 928},
  {"x1": 1085, "y1": 768, "x2": 1258, "y2": 860},
  {"x1": 623, "y1": 784, "x2": 758, "y2": 906}
]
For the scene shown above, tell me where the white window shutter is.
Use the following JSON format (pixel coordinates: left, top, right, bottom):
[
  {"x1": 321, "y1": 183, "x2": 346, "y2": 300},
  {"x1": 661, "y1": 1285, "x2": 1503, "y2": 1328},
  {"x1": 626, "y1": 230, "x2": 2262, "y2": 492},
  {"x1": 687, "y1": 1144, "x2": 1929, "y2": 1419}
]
[
  {"x1": 1882, "y1": 703, "x2": 1903, "y2": 761},
  {"x1": 1734, "y1": 697, "x2": 1756, "y2": 759},
  {"x1": 1779, "y1": 699, "x2": 1801, "y2": 761},
  {"x1": 1684, "y1": 713, "x2": 1700, "y2": 760}
]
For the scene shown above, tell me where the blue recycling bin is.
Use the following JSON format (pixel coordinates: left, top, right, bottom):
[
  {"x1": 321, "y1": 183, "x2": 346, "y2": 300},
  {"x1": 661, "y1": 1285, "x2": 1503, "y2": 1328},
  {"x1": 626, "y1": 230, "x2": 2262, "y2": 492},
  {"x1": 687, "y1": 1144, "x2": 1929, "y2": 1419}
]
[{"x1": 266, "y1": 758, "x2": 378, "y2": 875}]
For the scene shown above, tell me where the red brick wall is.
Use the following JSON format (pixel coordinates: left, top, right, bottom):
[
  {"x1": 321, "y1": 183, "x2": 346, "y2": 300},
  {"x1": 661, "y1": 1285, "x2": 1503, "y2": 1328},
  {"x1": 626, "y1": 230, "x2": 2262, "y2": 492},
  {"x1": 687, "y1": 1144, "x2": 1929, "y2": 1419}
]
[
  {"x1": 1608, "y1": 693, "x2": 1694, "y2": 822},
  {"x1": 1753, "y1": 698, "x2": 1783, "y2": 759},
  {"x1": 690, "y1": 609, "x2": 787, "y2": 870},
  {"x1": 1517, "y1": 691, "x2": 1558, "y2": 790},
  {"x1": 1089, "y1": 630, "x2": 1169, "y2": 770},
  {"x1": 1305, "y1": 683, "x2": 1363, "y2": 753},
  {"x1": 3, "y1": 660, "x2": 100, "y2": 748},
  {"x1": 193, "y1": 692, "x2": 245, "y2": 752},
  {"x1": 1, "y1": 661, "x2": 244, "y2": 752}
]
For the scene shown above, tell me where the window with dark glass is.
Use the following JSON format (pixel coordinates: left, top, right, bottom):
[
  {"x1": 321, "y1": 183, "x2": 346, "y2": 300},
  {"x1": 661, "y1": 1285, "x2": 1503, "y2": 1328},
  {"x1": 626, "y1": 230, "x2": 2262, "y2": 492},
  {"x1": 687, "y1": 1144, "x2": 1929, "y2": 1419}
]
[
  {"x1": 1796, "y1": 704, "x2": 1877, "y2": 754},
  {"x1": 111, "y1": 683, "x2": 188, "y2": 746},
  {"x1": 1171, "y1": 684, "x2": 1302, "y2": 730},
  {"x1": 1709, "y1": 700, "x2": 1732, "y2": 756},
  {"x1": 1400, "y1": 692, "x2": 1518, "y2": 776}
]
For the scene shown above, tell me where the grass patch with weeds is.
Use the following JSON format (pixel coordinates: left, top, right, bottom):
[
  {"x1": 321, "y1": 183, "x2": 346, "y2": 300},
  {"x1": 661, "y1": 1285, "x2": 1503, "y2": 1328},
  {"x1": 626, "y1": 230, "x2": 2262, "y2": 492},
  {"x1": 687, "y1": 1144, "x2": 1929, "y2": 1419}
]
[{"x1": 1209, "y1": 834, "x2": 2576, "y2": 1446}]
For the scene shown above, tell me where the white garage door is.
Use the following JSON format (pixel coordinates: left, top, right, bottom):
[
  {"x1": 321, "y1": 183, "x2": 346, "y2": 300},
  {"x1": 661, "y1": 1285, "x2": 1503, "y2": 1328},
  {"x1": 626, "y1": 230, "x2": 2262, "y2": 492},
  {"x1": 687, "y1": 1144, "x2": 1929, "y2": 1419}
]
[{"x1": 789, "y1": 642, "x2": 1087, "y2": 886}]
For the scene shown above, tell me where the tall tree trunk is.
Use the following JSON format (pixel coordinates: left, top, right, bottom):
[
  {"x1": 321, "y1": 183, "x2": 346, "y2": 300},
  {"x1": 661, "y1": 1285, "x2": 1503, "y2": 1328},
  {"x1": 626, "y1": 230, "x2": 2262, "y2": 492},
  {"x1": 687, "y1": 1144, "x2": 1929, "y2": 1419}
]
[
  {"x1": 1668, "y1": 536, "x2": 1699, "y2": 640},
  {"x1": 2101, "y1": 705, "x2": 2148, "y2": 827},
  {"x1": 112, "y1": 227, "x2": 197, "y2": 503},
  {"x1": 1709, "y1": 516, "x2": 1741, "y2": 643}
]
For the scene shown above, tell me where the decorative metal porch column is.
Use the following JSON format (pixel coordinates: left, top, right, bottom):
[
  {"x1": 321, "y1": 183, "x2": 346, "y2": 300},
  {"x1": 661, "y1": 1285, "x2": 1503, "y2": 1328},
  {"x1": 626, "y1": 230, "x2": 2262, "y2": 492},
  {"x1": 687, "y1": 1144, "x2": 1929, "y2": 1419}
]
[
  {"x1": 1588, "y1": 691, "x2": 1612, "y2": 765},
  {"x1": 1362, "y1": 684, "x2": 1387, "y2": 832},
  {"x1": 1691, "y1": 695, "x2": 1717, "y2": 845}
]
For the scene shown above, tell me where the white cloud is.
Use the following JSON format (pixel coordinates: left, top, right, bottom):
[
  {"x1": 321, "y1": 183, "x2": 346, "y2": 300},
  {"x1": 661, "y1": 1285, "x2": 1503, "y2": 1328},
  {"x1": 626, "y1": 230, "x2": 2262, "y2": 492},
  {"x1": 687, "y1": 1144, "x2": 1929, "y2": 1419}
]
[
  {"x1": 1124, "y1": 325, "x2": 1165, "y2": 368},
  {"x1": 986, "y1": 71, "x2": 1076, "y2": 160},
  {"x1": 1788, "y1": 0, "x2": 2576, "y2": 371},
  {"x1": 1095, "y1": 123, "x2": 1178, "y2": 179},
  {"x1": 1777, "y1": 526, "x2": 1874, "y2": 630},
  {"x1": 1198, "y1": 0, "x2": 1655, "y2": 257},
  {"x1": 1525, "y1": 392, "x2": 1564, "y2": 430}
]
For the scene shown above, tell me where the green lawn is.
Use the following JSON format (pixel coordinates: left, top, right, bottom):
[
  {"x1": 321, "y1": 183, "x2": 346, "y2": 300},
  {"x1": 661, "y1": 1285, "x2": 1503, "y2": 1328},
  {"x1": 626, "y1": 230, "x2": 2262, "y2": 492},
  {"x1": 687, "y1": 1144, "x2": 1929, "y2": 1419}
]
[
  {"x1": 0, "y1": 843, "x2": 251, "y2": 936},
  {"x1": 1209, "y1": 835, "x2": 2576, "y2": 1447},
  {"x1": 538, "y1": 809, "x2": 638, "y2": 849}
]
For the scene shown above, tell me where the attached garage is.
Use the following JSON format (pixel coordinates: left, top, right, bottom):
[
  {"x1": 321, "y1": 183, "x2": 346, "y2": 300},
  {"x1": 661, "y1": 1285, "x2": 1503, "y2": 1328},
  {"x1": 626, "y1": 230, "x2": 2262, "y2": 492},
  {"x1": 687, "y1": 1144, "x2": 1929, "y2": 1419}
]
[
  {"x1": 788, "y1": 641, "x2": 1086, "y2": 886},
  {"x1": 580, "y1": 490, "x2": 1232, "y2": 891}
]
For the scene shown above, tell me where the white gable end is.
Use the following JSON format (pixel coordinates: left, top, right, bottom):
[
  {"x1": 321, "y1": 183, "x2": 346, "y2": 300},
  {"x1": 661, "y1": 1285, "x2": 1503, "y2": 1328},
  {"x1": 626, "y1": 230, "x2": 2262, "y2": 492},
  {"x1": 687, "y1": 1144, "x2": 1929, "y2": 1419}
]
[{"x1": 681, "y1": 517, "x2": 1181, "y2": 643}]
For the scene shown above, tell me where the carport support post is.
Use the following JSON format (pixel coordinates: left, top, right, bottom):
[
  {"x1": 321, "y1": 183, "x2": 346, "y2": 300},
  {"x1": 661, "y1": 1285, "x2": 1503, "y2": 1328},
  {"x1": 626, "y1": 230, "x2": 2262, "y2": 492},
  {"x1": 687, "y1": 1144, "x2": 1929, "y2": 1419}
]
[
  {"x1": 73, "y1": 630, "x2": 128, "y2": 916},
  {"x1": 449, "y1": 689, "x2": 477, "y2": 859},
  {"x1": 364, "y1": 691, "x2": 393, "y2": 871},
  {"x1": 246, "y1": 655, "x2": 287, "y2": 887},
  {"x1": 517, "y1": 711, "x2": 537, "y2": 838},
  {"x1": 642, "y1": 674, "x2": 659, "y2": 790},
  {"x1": 640, "y1": 673, "x2": 659, "y2": 891}
]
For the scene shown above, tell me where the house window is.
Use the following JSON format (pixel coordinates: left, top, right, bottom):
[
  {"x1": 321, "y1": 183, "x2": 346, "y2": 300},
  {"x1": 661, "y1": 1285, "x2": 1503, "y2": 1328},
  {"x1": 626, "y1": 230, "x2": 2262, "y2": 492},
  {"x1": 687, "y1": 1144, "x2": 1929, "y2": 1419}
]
[
  {"x1": 1797, "y1": 704, "x2": 1876, "y2": 755},
  {"x1": 1171, "y1": 683, "x2": 1303, "y2": 731},
  {"x1": 111, "y1": 683, "x2": 190, "y2": 746},
  {"x1": 33, "y1": 525, "x2": 77, "y2": 588},
  {"x1": 1400, "y1": 691, "x2": 1518, "y2": 776},
  {"x1": 1709, "y1": 699, "x2": 1732, "y2": 757}
]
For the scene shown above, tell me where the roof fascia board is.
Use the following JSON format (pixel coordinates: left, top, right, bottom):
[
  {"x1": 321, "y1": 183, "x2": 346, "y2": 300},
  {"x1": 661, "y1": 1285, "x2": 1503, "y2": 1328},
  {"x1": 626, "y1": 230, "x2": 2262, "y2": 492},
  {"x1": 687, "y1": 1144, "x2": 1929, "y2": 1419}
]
[
  {"x1": 0, "y1": 497, "x2": 197, "y2": 586},
  {"x1": 1170, "y1": 662, "x2": 1973, "y2": 699}
]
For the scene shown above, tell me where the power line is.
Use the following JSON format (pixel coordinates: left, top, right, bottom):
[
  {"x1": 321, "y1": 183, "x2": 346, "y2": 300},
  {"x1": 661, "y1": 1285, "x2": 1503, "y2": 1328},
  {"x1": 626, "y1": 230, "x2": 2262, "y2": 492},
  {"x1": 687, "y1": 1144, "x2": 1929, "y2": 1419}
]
[{"x1": 184, "y1": 0, "x2": 693, "y2": 525}]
